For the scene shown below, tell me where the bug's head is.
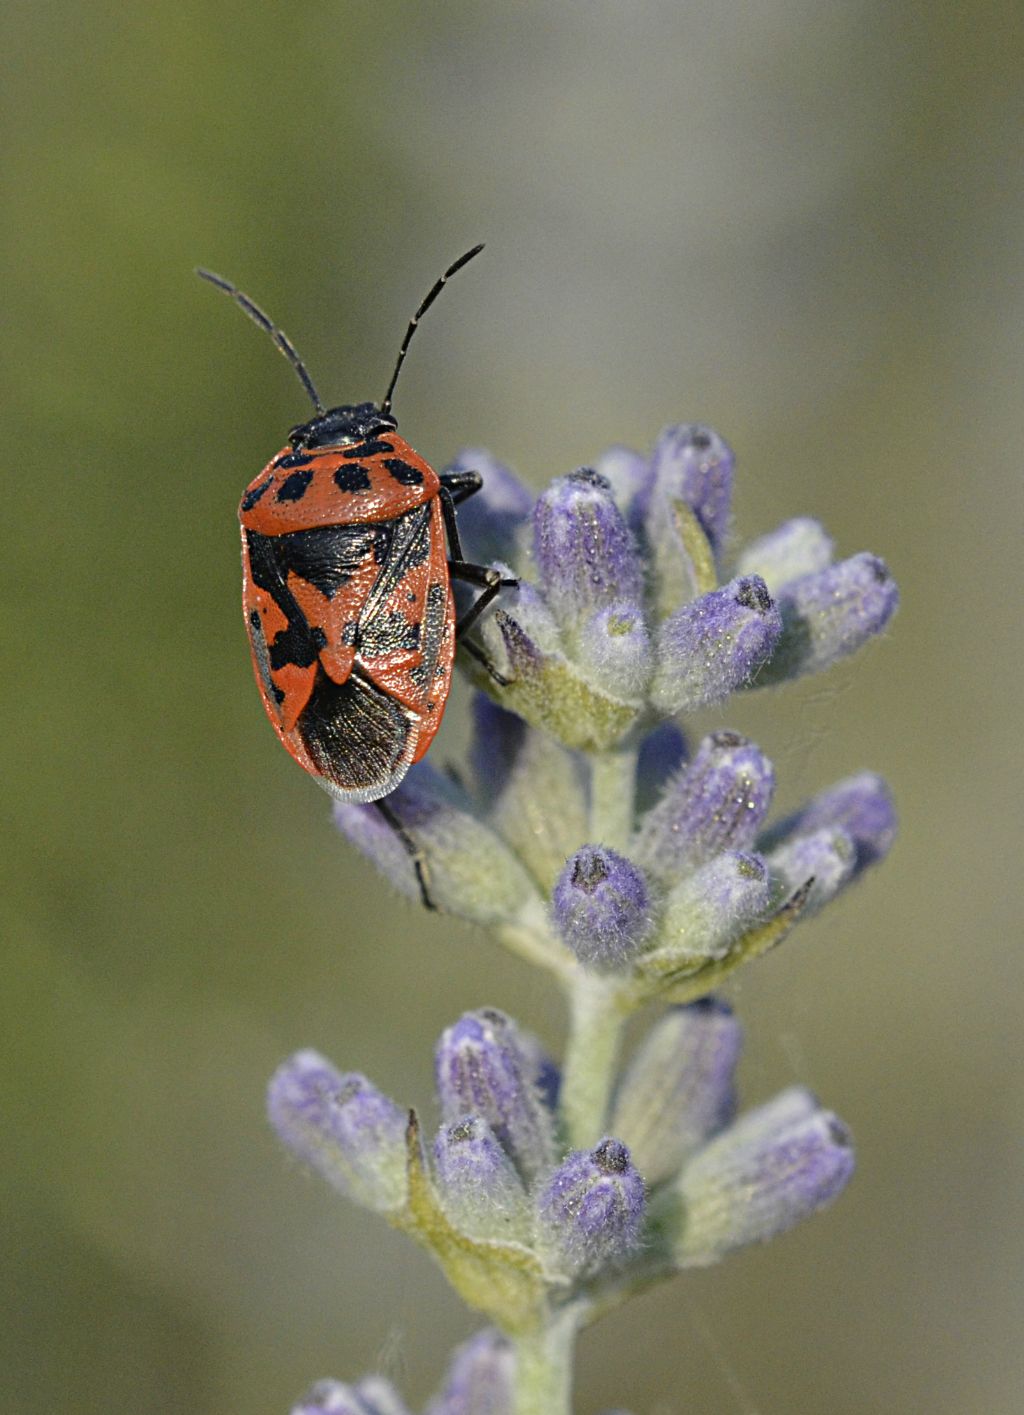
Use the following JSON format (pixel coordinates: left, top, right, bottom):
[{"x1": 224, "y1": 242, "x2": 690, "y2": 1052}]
[{"x1": 289, "y1": 402, "x2": 398, "y2": 451}]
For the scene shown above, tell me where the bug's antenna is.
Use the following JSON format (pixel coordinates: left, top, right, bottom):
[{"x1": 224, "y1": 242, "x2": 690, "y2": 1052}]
[
  {"x1": 196, "y1": 268, "x2": 324, "y2": 414},
  {"x1": 380, "y1": 244, "x2": 484, "y2": 416}
]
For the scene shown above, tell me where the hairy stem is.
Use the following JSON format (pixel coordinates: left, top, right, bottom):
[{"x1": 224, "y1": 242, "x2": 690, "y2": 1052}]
[
  {"x1": 560, "y1": 973, "x2": 630, "y2": 1149},
  {"x1": 512, "y1": 1309, "x2": 578, "y2": 1415},
  {"x1": 588, "y1": 745, "x2": 638, "y2": 853}
]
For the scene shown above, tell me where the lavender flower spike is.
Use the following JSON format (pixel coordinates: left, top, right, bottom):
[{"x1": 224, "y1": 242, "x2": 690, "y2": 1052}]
[
  {"x1": 673, "y1": 1086, "x2": 855, "y2": 1266},
  {"x1": 532, "y1": 469, "x2": 644, "y2": 640},
  {"x1": 434, "y1": 1010, "x2": 557, "y2": 1184},
  {"x1": 632, "y1": 730, "x2": 775, "y2": 888},
  {"x1": 291, "y1": 1377, "x2": 410, "y2": 1415},
  {"x1": 611, "y1": 1000, "x2": 741, "y2": 1187},
  {"x1": 425, "y1": 1329, "x2": 515, "y2": 1415},
  {"x1": 651, "y1": 577, "x2": 782, "y2": 714},
  {"x1": 552, "y1": 845, "x2": 654, "y2": 971},
  {"x1": 536, "y1": 1138, "x2": 645, "y2": 1280},
  {"x1": 755, "y1": 552, "x2": 898, "y2": 685},
  {"x1": 432, "y1": 1116, "x2": 531, "y2": 1243},
  {"x1": 267, "y1": 1052, "x2": 408, "y2": 1213}
]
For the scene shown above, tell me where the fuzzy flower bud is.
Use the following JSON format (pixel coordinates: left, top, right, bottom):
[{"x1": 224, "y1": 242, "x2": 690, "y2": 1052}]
[
  {"x1": 755, "y1": 553, "x2": 898, "y2": 684},
  {"x1": 734, "y1": 517, "x2": 835, "y2": 594},
  {"x1": 648, "y1": 423, "x2": 735, "y2": 598},
  {"x1": 333, "y1": 763, "x2": 538, "y2": 925},
  {"x1": 766, "y1": 825, "x2": 857, "y2": 914},
  {"x1": 760, "y1": 771, "x2": 897, "y2": 874},
  {"x1": 442, "y1": 449, "x2": 533, "y2": 569},
  {"x1": 642, "y1": 852, "x2": 771, "y2": 978},
  {"x1": 290, "y1": 1378, "x2": 410, "y2": 1415},
  {"x1": 611, "y1": 1000, "x2": 742, "y2": 1187},
  {"x1": 536, "y1": 1138, "x2": 645, "y2": 1280},
  {"x1": 552, "y1": 845, "x2": 654, "y2": 971},
  {"x1": 651, "y1": 577, "x2": 782, "y2": 714},
  {"x1": 593, "y1": 443, "x2": 653, "y2": 535},
  {"x1": 267, "y1": 1053, "x2": 408, "y2": 1213},
  {"x1": 633, "y1": 730, "x2": 775, "y2": 887},
  {"x1": 532, "y1": 469, "x2": 644, "y2": 639},
  {"x1": 575, "y1": 601, "x2": 653, "y2": 703},
  {"x1": 432, "y1": 1116, "x2": 530, "y2": 1243},
  {"x1": 673, "y1": 1087, "x2": 855, "y2": 1265},
  {"x1": 425, "y1": 1330, "x2": 515, "y2": 1415},
  {"x1": 434, "y1": 1010, "x2": 557, "y2": 1184}
]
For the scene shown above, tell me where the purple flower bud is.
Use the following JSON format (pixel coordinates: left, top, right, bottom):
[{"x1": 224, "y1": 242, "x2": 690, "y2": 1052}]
[
  {"x1": 611, "y1": 1000, "x2": 742, "y2": 1186},
  {"x1": 442, "y1": 449, "x2": 534, "y2": 569},
  {"x1": 644, "y1": 852, "x2": 771, "y2": 975},
  {"x1": 576, "y1": 602, "x2": 653, "y2": 703},
  {"x1": 734, "y1": 517, "x2": 834, "y2": 594},
  {"x1": 267, "y1": 1053, "x2": 408, "y2": 1213},
  {"x1": 536, "y1": 1138, "x2": 646, "y2": 1279},
  {"x1": 552, "y1": 846, "x2": 654, "y2": 971},
  {"x1": 483, "y1": 578, "x2": 564, "y2": 680},
  {"x1": 333, "y1": 762, "x2": 538, "y2": 925},
  {"x1": 755, "y1": 553, "x2": 898, "y2": 685},
  {"x1": 291, "y1": 1378, "x2": 410, "y2": 1415},
  {"x1": 767, "y1": 825, "x2": 857, "y2": 914},
  {"x1": 593, "y1": 443, "x2": 654, "y2": 535},
  {"x1": 633, "y1": 731, "x2": 775, "y2": 887},
  {"x1": 532, "y1": 469, "x2": 644, "y2": 637},
  {"x1": 434, "y1": 1010, "x2": 557, "y2": 1184},
  {"x1": 651, "y1": 577, "x2": 782, "y2": 714},
  {"x1": 649, "y1": 423, "x2": 735, "y2": 567},
  {"x1": 432, "y1": 1116, "x2": 530, "y2": 1242},
  {"x1": 425, "y1": 1329, "x2": 515, "y2": 1415},
  {"x1": 760, "y1": 771, "x2": 897, "y2": 874},
  {"x1": 634, "y1": 721, "x2": 689, "y2": 817},
  {"x1": 468, "y1": 693, "x2": 528, "y2": 806},
  {"x1": 674, "y1": 1087, "x2": 855, "y2": 1265}
]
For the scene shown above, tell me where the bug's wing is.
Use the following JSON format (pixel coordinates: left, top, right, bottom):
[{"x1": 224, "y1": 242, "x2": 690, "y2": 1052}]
[{"x1": 294, "y1": 666, "x2": 420, "y2": 803}]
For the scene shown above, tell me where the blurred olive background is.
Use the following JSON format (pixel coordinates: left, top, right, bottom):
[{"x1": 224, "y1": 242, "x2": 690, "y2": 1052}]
[{"x1": 4, "y1": 2, "x2": 1022, "y2": 1412}]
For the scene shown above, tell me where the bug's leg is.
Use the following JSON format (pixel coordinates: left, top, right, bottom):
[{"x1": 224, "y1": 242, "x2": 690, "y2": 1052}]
[
  {"x1": 439, "y1": 486, "x2": 517, "y2": 683},
  {"x1": 438, "y1": 468, "x2": 483, "y2": 507},
  {"x1": 448, "y1": 559, "x2": 516, "y2": 636},
  {"x1": 374, "y1": 798, "x2": 437, "y2": 912},
  {"x1": 458, "y1": 633, "x2": 512, "y2": 688}
]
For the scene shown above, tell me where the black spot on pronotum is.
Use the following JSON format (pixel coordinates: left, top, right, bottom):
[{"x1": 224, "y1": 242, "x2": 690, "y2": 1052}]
[
  {"x1": 274, "y1": 451, "x2": 315, "y2": 470},
  {"x1": 383, "y1": 457, "x2": 424, "y2": 486},
  {"x1": 276, "y1": 468, "x2": 315, "y2": 502},
  {"x1": 343, "y1": 439, "x2": 394, "y2": 458},
  {"x1": 334, "y1": 463, "x2": 372, "y2": 494},
  {"x1": 735, "y1": 578, "x2": 773, "y2": 614},
  {"x1": 241, "y1": 476, "x2": 274, "y2": 511},
  {"x1": 249, "y1": 610, "x2": 261, "y2": 630}
]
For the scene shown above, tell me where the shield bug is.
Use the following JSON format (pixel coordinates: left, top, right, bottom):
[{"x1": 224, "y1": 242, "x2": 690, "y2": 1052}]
[{"x1": 199, "y1": 247, "x2": 513, "y2": 848}]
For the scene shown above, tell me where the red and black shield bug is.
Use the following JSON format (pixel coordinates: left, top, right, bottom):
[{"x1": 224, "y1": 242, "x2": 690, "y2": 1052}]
[{"x1": 199, "y1": 247, "x2": 513, "y2": 899}]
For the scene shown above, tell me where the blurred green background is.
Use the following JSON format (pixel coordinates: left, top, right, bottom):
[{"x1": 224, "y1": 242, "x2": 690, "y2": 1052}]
[{"x1": 4, "y1": 3, "x2": 1022, "y2": 1412}]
